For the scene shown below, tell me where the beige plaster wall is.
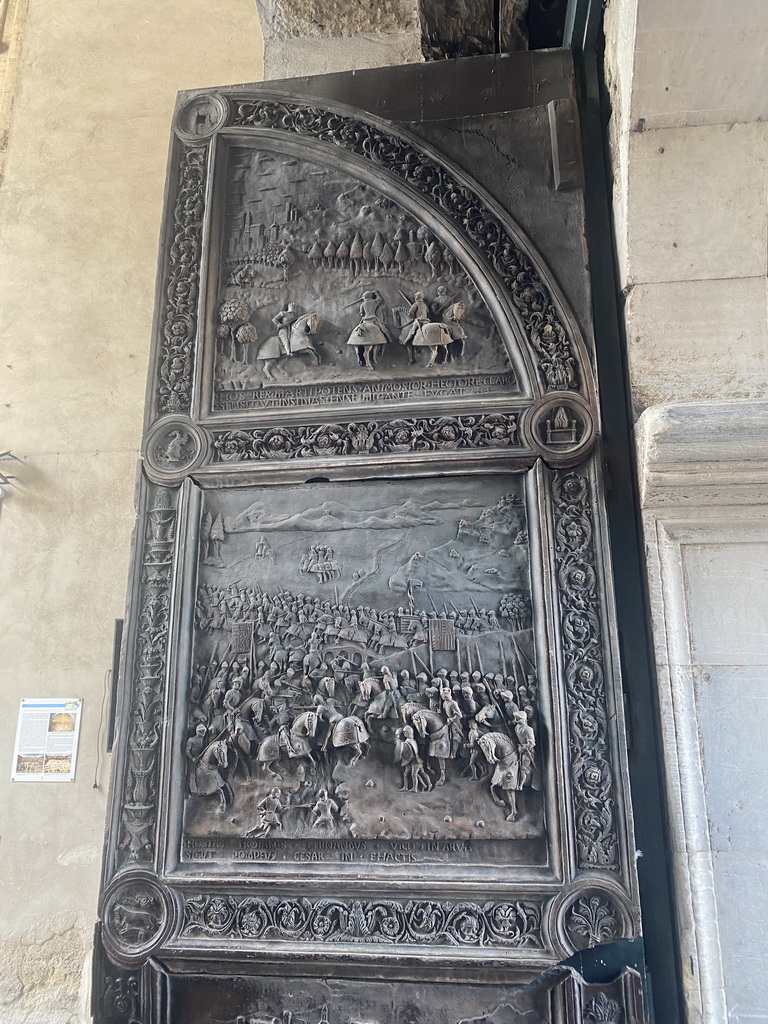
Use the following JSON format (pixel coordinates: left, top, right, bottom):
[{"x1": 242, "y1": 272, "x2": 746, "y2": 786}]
[
  {"x1": 0, "y1": 3, "x2": 263, "y2": 1021},
  {"x1": 0, "y1": 0, "x2": 424, "y2": 1016}
]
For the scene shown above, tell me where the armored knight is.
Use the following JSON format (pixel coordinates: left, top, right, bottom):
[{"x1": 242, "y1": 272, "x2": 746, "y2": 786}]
[
  {"x1": 399, "y1": 291, "x2": 430, "y2": 346},
  {"x1": 247, "y1": 787, "x2": 289, "y2": 838},
  {"x1": 347, "y1": 290, "x2": 390, "y2": 369},
  {"x1": 272, "y1": 302, "x2": 299, "y2": 356}
]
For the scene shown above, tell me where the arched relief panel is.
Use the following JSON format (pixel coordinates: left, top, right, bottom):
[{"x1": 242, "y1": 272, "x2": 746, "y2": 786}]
[
  {"x1": 147, "y1": 89, "x2": 598, "y2": 476},
  {"x1": 203, "y1": 131, "x2": 533, "y2": 415},
  {"x1": 98, "y1": 56, "x2": 643, "y2": 1024}
]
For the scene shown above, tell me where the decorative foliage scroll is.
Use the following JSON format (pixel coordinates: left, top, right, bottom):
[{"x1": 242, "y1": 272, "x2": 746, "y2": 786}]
[
  {"x1": 231, "y1": 99, "x2": 579, "y2": 392},
  {"x1": 101, "y1": 973, "x2": 140, "y2": 1024},
  {"x1": 212, "y1": 413, "x2": 519, "y2": 462},
  {"x1": 158, "y1": 146, "x2": 207, "y2": 414},
  {"x1": 117, "y1": 487, "x2": 177, "y2": 865},
  {"x1": 566, "y1": 894, "x2": 620, "y2": 950},
  {"x1": 182, "y1": 895, "x2": 543, "y2": 949},
  {"x1": 553, "y1": 472, "x2": 618, "y2": 870}
]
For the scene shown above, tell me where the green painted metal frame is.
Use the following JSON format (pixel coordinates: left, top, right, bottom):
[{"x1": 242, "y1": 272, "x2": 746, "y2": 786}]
[{"x1": 564, "y1": 0, "x2": 686, "y2": 1020}]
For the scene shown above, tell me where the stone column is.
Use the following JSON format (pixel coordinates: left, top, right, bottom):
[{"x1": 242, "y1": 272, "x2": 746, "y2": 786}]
[{"x1": 637, "y1": 402, "x2": 768, "y2": 1023}]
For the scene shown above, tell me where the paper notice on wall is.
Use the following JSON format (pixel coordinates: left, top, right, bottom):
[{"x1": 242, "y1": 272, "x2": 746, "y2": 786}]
[{"x1": 11, "y1": 698, "x2": 83, "y2": 782}]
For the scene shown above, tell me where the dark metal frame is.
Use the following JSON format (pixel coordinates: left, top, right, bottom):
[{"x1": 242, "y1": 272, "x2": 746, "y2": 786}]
[{"x1": 566, "y1": 0, "x2": 685, "y2": 1019}]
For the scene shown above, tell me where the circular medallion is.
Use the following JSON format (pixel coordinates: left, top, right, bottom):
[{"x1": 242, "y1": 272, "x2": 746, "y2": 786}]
[
  {"x1": 552, "y1": 885, "x2": 635, "y2": 957},
  {"x1": 101, "y1": 874, "x2": 175, "y2": 966},
  {"x1": 144, "y1": 416, "x2": 207, "y2": 483},
  {"x1": 525, "y1": 394, "x2": 596, "y2": 465},
  {"x1": 175, "y1": 93, "x2": 228, "y2": 141}
]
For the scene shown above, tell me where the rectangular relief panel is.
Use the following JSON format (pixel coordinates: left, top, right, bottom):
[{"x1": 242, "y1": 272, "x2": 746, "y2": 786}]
[
  {"x1": 95, "y1": 52, "x2": 643, "y2": 1024},
  {"x1": 180, "y1": 474, "x2": 546, "y2": 866}
]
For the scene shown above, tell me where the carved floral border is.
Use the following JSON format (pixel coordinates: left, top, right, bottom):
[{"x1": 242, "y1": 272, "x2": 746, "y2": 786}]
[
  {"x1": 104, "y1": 473, "x2": 631, "y2": 956},
  {"x1": 158, "y1": 146, "x2": 208, "y2": 415},
  {"x1": 231, "y1": 97, "x2": 580, "y2": 394},
  {"x1": 552, "y1": 471, "x2": 618, "y2": 870},
  {"x1": 211, "y1": 413, "x2": 519, "y2": 462},
  {"x1": 181, "y1": 894, "x2": 543, "y2": 949}
]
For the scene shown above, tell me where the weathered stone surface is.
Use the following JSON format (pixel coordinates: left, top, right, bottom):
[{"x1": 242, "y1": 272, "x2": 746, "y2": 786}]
[
  {"x1": 637, "y1": 400, "x2": 768, "y2": 1024},
  {"x1": 256, "y1": 0, "x2": 423, "y2": 80},
  {"x1": 635, "y1": 401, "x2": 768, "y2": 507},
  {"x1": 262, "y1": 31, "x2": 423, "y2": 80},
  {"x1": 0, "y1": 914, "x2": 90, "y2": 1024},
  {"x1": 631, "y1": 0, "x2": 768, "y2": 130},
  {"x1": 257, "y1": 0, "x2": 530, "y2": 67},
  {"x1": 625, "y1": 122, "x2": 767, "y2": 286},
  {"x1": 256, "y1": 0, "x2": 418, "y2": 39},
  {"x1": 625, "y1": 277, "x2": 768, "y2": 415},
  {"x1": 417, "y1": 0, "x2": 529, "y2": 58},
  {"x1": 417, "y1": 0, "x2": 496, "y2": 58}
]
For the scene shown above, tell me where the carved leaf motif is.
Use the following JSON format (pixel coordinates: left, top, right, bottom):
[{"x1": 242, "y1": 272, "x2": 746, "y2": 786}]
[
  {"x1": 553, "y1": 472, "x2": 618, "y2": 870},
  {"x1": 181, "y1": 895, "x2": 542, "y2": 949},
  {"x1": 567, "y1": 895, "x2": 619, "y2": 948},
  {"x1": 211, "y1": 414, "x2": 519, "y2": 463},
  {"x1": 158, "y1": 147, "x2": 207, "y2": 414},
  {"x1": 117, "y1": 487, "x2": 177, "y2": 866},
  {"x1": 584, "y1": 992, "x2": 623, "y2": 1024}
]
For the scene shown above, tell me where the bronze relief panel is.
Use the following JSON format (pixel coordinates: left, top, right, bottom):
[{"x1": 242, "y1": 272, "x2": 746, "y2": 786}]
[{"x1": 96, "y1": 54, "x2": 642, "y2": 1024}]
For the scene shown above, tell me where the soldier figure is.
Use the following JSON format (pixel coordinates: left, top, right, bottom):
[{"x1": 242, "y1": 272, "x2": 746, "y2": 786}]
[
  {"x1": 273, "y1": 703, "x2": 297, "y2": 756},
  {"x1": 441, "y1": 685, "x2": 465, "y2": 757},
  {"x1": 185, "y1": 723, "x2": 207, "y2": 762},
  {"x1": 400, "y1": 291, "x2": 430, "y2": 348},
  {"x1": 310, "y1": 788, "x2": 339, "y2": 829},
  {"x1": 513, "y1": 710, "x2": 540, "y2": 790},
  {"x1": 395, "y1": 724, "x2": 432, "y2": 792},
  {"x1": 358, "y1": 290, "x2": 388, "y2": 332},
  {"x1": 430, "y1": 285, "x2": 457, "y2": 318},
  {"x1": 272, "y1": 302, "x2": 299, "y2": 356},
  {"x1": 247, "y1": 787, "x2": 289, "y2": 838},
  {"x1": 461, "y1": 718, "x2": 484, "y2": 780}
]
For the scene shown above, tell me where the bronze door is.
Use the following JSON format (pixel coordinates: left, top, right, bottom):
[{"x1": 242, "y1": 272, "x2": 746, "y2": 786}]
[{"x1": 94, "y1": 52, "x2": 647, "y2": 1024}]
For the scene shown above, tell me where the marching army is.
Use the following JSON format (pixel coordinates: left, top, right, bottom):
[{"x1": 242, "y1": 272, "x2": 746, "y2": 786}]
[{"x1": 196, "y1": 584, "x2": 510, "y2": 650}]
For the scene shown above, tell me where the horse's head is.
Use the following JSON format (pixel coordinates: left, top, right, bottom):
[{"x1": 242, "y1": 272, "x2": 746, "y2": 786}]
[
  {"x1": 297, "y1": 312, "x2": 319, "y2": 335},
  {"x1": 476, "y1": 704, "x2": 494, "y2": 725},
  {"x1": 478, "y1": 733, "x2": 496, "y2": 763},
  {"x1": 412, "y1": 711, "x2": 427, "y2": 738},
  {"x1": 305, "y1": 711, "x2": 318, "y2": 737}
]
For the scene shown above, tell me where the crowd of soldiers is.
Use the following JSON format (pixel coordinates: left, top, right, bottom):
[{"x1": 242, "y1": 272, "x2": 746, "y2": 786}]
[
  {"x1": 185, "y1": 637, "x2": 539, "y2": 825},
  {"x1": 195, "y1": 583, "x2": 509, "y2": 655}
]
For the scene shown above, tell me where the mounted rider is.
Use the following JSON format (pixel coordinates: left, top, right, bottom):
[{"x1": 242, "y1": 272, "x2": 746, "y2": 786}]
[
  {"x1": 272, "y1": 702, "x2": 301, "y2": 757},
  {"x1": 272, "y1": 301, "x2": 299, "y2": 356},
  {"x1": 399, "y1": 291, "x2": 430, "y2": 348},
  {"x1": 347, "y1": 290, "x2": 390, "y2": 368}
]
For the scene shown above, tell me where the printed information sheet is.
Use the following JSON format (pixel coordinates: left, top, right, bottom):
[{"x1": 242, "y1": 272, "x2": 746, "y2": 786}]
[{"x1": 11, "y1": 698, "x2": 83, "y2": 782}]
